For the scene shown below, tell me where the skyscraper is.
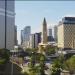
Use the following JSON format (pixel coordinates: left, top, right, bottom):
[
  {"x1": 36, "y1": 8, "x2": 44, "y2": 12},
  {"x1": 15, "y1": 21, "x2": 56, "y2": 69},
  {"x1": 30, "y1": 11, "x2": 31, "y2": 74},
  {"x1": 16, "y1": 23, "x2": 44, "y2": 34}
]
[
  {"x1": 14, "y1": 25, "x2": 17, "y2": 45},
  {"x1": 21, "y1": 26, "x2": 31, "y2": 48},
  {"x1": 58, "y1": 17, "x2": 75, "y2": 49},
  {"x1": 0, "y1": 0, "x2": 15, "y2": 50},
  {"x1": 34, "y1": 32, "x2": 41, "y2": 48},
  {"x1": 54, "y1": 25, "x2": 58, "y2": 43},
  {"x1": 21, "y1": 30, "x2": 24, "y2": 45},
  {"x1": 30, "y1": 34, "x2": 35, "y2": 48},
  {"x1": 29, "y1": 32, "x2": 41, "y2": 48},
  {"x1": 48, "y1": 28, "x2": 52, "y2": 36},
  {"x1": 38, "y1": 18, "x2": 49, "y2": 53},
  {"x1": 47, "y1": 28, "x2": 54, "y2": 42},
  {"x1": 41, "y1": 18, "x2": 47, "y2": 44}
]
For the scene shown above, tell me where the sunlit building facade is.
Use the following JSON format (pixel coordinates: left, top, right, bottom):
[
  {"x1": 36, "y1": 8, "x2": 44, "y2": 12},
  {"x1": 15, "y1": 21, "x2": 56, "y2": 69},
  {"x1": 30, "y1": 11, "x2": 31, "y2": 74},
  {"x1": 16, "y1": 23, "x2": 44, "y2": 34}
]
[
  {"x1": 21, "y1": 26, "x2": 31, "y2": 48},
  {"x1": 58, "y1": 17, "x2": 75, "y2": 49}
]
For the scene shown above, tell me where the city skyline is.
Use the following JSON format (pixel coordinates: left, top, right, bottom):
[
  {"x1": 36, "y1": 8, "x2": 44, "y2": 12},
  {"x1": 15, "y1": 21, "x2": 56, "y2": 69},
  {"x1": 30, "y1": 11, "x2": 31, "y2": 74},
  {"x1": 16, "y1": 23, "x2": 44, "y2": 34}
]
[{"x1": 15, "y1": 1, "x2": 75, "y2": 44}]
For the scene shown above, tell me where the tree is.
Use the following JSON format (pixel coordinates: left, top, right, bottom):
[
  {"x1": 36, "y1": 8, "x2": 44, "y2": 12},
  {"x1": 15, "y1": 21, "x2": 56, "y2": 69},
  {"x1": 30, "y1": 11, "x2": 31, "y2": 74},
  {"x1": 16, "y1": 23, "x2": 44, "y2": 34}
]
[
  {"x1": 51, "y1": 59, "x2": 61, "y2": 75},
  {"x1": 50, "y1": 54, "x2": 64, "y2": 75},
  {"x1": 28, "y1": 52, "x2": 37, "y2": 75},
  {"x1": 30, "y1": 52, "x2": 36, "y2": 68},
  {"x1": 45, "y1": 45, "x2": 56, "y2": 55},
  {"x1": 29, "y1": 52, "x2": 46, "y2": 75},
  {"x1": 39, "y1": 54, "x2": 46, "y2": 75},
  {"x1": 0, "y1": 48, "x2": 10, "y2": 64},
  {"x1": 64, "y1": 55, "x2": 75, "y2": 74},
  {"x1": 0, "y1": 48, "x2": 10, "y2": 71}
]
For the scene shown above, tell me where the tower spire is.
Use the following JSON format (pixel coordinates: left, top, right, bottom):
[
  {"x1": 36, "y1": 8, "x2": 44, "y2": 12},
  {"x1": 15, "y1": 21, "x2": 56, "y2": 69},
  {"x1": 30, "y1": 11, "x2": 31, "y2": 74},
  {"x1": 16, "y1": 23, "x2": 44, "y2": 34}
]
[
  {"x1": 41, "y1": 17, "x2": 47, "y2": 44},
  {"x1": 43, "y1": 17, "x2": 47, "y2": 25}
]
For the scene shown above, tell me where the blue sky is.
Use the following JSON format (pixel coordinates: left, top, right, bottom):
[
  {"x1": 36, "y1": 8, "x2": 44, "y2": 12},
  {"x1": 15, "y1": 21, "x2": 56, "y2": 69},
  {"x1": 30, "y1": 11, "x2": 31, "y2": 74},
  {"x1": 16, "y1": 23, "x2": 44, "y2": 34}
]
[{"x1": 15, "y1": 1, "x2": 75, "y2": 44}]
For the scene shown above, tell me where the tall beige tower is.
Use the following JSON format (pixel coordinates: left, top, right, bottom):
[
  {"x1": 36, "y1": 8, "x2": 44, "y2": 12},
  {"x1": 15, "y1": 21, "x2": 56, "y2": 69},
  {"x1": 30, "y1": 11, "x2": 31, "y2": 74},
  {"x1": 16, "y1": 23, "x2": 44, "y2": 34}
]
[
  {"x1": 41, "y1": 18, "x2": 47, "y2": 44},
  {"x1": 58, "y1": 17, "x2": 75, "y2": 49},
  {"x1": 38, "y1": 18, "x2": 48, "y2": 53}
]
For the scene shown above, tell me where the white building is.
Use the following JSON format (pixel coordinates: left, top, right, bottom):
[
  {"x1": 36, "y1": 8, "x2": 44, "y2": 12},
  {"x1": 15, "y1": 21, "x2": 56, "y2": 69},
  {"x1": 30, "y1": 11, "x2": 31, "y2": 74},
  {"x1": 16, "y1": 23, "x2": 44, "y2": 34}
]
[
  {"x1": 0, "y1": 1, "x2": 15, "y2": 50},
  {"x1": 29, "y1": 33, "x2": 41, "y2": 49},
  {"x1": 30, "y1": 34, "x2": 35, "y2": 48},
  {"x1": 21, "y1": 26, "x2": 31, "y2": 48}
]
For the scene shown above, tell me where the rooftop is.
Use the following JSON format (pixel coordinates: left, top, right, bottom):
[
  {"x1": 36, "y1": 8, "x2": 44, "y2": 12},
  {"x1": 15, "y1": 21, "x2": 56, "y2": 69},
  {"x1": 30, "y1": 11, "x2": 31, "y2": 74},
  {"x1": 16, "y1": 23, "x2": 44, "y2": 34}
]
[{"x1": 58, "y1": 17, "x2": 75, "y2": 25}]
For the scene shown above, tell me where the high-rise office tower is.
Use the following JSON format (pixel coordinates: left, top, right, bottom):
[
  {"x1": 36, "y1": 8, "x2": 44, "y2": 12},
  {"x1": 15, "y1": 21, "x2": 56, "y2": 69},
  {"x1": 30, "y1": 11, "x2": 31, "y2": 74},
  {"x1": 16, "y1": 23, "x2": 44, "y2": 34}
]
[
  {"x1": 41, "y1": 18, "x2": 47, "y2": 44},
  {"x1": 48, "y1": 28, "x2": 52, "y2": 36},
  {"x1": 21, "y1": 30, "x2": 24, "y2": 45},
  {"x1": 0, "y1": 0, "x2": 15, "y2": 50},
  {"x1": 54, "y1": 25, "x2": 58, "y2": 43},
  {"x1": 58, "y1": 17, "x2": 75, "y2": 49},
  {"x1": 29, "y1": 32, "x2": 41, "y2": 48},
  {"x1": 47, "y1": 28, "x2": 54, "y2": 42},
  {"x1": 21, "y1": 26, "x2": 31, "y2": 48},
  {"x1": 30, "y1": 34, "x2": 35, "y2": 48},
  {"x1": 14, "y1": 25, "x2": 17, "y2": 45},
  {"x1": 34, "y1": 32, "x2": 41, "y2": 48}
]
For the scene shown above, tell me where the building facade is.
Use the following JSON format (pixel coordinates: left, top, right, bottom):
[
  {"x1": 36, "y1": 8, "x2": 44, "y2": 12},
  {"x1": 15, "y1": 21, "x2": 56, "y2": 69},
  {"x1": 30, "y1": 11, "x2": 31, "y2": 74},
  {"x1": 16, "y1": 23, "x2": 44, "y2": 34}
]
[
  {"x1": 0, "y1": 0, "x2": 15, "y2": 50},
  {"x1": 29, "y1": 33, "x2": 41, "y2": 48},
  {"x1": 48, "y1": 28, "x2": 52, "y2": 36},
  {"x1": 30, "y1": 34, "x2": 35, "y2": 48},
  {"x1": 54, "y1": 25, "x2": 58, "y2": 43},
  {"x1": 14, "y1": 25, "x2": 17, "y2": 45},
  {"x1": 21, "y1": 30, "x2": 24, "y2": 45},
  {"x1": 47, "y1": 28, "x2": 54, "y2": 42},
  {"x1": 41, "y1": 18, "x2": 47, "y2": 44},
  {"x1": 58, "y1": 17, "x2": 75, "y2": 49},
  {"x1": 21, "y1": 26, "x2": 31, "y2": 48},
  {"x1": 34, "y1": 33, "x2": 41, "y2": 48}
]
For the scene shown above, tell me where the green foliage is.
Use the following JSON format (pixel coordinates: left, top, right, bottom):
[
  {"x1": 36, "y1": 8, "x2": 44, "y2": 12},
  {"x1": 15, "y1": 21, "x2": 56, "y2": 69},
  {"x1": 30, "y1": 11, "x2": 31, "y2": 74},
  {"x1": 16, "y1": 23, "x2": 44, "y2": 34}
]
[
  {"x1": 0, "y1": 59, "x2": 6, "y2": 64},
  {"x1": 64, "y1": 55, "x2": 75, "y2": 74},
  {"x1": 35, "y1": 53, "x2": 43, "y2": 62},
  {"x1": 0, "y1": 48, "x2": 10, "y2": 71},
  {"x1": 23, "y1": 72, "x2": 29, "y2": 75},
  {"x1": 51, "y1": 59, "x2": 61, "y2": 75},
  {"x1": 25, "y1": 48, "x2": 38, "y2": 56},
  {"x1": 45, "y1": 45, "x2": 56, "y2": 55},
  {"x1": 25, "y1": 48, "x2": 32, "y2": 52},
  {"x1": 32, "y1": 48, "x2": 38, "y2": 52},
  {"x1": 51, "y1": 54, "x2": 75, "y2": 75},
  {"x1": 28, "y1": 70, "x2": 37, "y2": 75},
  {"x1": 29, "y1": 52, "x2": 46, "y2": 75},
  {"x1": 38, "y1": 54, "x2": 46, "y2": 75},
  {"x1": 51, "y1": 54, "x2": 64, "y2": 75},
  {"x1": 0, "y1": 48, "x2": 10, "y2": 64}
]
